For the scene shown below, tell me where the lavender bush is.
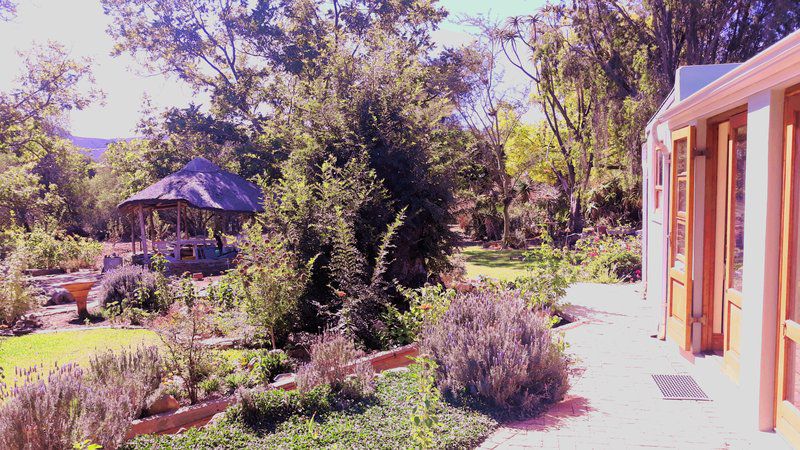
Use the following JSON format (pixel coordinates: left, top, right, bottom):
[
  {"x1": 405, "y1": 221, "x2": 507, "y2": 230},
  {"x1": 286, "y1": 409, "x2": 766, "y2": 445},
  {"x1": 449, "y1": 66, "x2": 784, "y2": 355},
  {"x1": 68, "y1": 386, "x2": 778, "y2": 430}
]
[
  {"x1": 0, "y1": 364, "x2": 135, "y2": 449},
  {"x1": 88, "y1": 345, "x2": 164, "y2": 418},
  {"x1": 98, "y1": 265, "x2": 159, "y2": 310},
  {"x1": 295, "y1": 331, "x2": 374, "y2": 399},
  {"x1": 421, "y1": 290, "x2": 569, "y2": 415}
]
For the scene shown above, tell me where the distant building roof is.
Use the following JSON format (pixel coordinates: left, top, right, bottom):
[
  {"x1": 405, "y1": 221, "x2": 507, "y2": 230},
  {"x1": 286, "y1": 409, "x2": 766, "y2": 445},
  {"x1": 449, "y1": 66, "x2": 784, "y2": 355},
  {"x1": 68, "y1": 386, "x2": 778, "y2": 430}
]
[{"x1": 118, "y1": 157, "x2": 264, "y2": 213}]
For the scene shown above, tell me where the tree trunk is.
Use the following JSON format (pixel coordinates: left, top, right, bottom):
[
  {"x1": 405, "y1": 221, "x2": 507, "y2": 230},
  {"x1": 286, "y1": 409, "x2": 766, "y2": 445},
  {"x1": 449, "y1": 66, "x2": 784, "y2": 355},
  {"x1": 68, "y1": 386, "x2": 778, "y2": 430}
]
[
  {"x1": 501, "y1": 196, "x2": 513, "y2": 247},
  {"x1": 567, "y1": 193, "x2": 584, "y2": 236}
]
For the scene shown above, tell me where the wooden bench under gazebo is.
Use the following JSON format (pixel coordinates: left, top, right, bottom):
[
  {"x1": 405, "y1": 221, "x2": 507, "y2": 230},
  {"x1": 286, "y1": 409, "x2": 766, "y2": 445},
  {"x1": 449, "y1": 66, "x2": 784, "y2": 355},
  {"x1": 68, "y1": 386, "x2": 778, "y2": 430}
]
[{"x1": 118, "y1": 157, "x2": 263, "y2": 274}]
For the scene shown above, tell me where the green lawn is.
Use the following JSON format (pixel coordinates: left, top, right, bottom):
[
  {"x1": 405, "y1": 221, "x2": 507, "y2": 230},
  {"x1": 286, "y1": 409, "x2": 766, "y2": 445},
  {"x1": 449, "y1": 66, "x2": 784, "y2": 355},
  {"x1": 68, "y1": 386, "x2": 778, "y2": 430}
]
[
  {"x1": 461, "y1": 245, "x2": 530, "y2": 281},
  {"x1": 0, "y1": 328, "x2": 159, "y2": 383}
]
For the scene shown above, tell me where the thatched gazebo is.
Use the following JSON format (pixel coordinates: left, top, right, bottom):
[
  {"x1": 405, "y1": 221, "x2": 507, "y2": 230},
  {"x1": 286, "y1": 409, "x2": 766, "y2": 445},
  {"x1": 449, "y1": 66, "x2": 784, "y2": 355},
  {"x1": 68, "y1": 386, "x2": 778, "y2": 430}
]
[{"x1": 118, "y1": 157, "x2": 263, "y2": 270}]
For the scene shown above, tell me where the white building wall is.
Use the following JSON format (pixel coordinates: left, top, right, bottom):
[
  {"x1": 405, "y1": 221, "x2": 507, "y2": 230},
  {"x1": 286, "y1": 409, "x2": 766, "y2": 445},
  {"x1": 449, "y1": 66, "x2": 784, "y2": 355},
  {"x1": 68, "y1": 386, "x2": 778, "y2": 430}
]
[{"x1": 739, "y1": 88, "x2": 784, "y2": 431}]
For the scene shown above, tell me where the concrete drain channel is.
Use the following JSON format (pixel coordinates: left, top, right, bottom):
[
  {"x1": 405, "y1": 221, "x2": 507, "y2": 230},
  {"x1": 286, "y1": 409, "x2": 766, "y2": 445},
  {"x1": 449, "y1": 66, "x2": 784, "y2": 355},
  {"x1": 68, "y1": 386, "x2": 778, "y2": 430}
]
[{"x1": 651, "y1": 374, "x2": 710, "y2": 401}]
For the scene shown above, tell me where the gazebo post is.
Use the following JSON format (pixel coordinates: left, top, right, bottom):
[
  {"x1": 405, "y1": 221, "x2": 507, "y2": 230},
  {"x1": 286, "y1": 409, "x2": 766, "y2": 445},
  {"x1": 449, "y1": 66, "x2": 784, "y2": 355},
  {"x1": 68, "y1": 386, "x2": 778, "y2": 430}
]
[
  {"x1": 130, "y1": 216, "x2": 136, "y2": 254},
  {"x1": 138, "y1": 205, "x2": 148, "y2": 258},
  {"x1": 174, "y1": 202, "x2": 182, "y2": 260}
]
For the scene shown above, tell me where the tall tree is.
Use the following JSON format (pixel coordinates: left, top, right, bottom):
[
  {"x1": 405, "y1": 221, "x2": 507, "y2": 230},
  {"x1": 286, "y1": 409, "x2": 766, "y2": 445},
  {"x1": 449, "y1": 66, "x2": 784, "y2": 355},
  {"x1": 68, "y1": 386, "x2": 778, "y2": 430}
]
[
  {"x1": 499, "y1": 12, "x2": 596, "y2": 235},
  {"x1": 445, "y1": 32, "x2": 531, "y2": 247}
]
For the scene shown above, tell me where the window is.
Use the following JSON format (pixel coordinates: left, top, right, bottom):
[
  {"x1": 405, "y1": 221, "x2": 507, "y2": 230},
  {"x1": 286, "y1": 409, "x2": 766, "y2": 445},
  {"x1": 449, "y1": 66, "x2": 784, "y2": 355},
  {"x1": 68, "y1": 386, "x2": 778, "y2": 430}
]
[{"x1": 653, "y1": 151, "x2": 664, "y2": 212}]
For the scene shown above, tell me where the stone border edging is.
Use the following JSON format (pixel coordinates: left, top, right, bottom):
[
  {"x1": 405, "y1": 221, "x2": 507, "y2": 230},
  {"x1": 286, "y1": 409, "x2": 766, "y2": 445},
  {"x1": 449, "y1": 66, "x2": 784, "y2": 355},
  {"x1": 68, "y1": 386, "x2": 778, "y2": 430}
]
[{"x1": 126, "y1": 343, "x2": 419, "y2": 439}]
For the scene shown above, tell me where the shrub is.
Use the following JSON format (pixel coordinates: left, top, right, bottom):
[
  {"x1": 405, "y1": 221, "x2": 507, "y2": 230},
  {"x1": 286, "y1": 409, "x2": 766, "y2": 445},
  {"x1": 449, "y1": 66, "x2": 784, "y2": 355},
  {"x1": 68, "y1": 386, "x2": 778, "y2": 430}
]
[
  {"x1": 232, "y1": 223, "x2": 311, "y2": 349},
  {"x1": 199, "y1": 377, "x2": 222, "y2": 397},
  {"x1": 382, "y1": 284, "x2": 456, "y2": 346},
  {"x1": 0, "y1": 363, "x2": 136, "y2": 449},
  {"x1": 521, "y1": 239, "x2": 574, "y2": 306},
  {"x1": 87, "y1": 346, "x2": 164, "y2": 418},
  {"x1": 295, "y1": 331, "x2": 374, "y2": 399},
  {"x1": 0, "y1": 255, "x2": 37, "y2": 326},
  {"x1": 407, "y1": 356, "x2": 441, "y2": 449},
  {"x1": 243, "y1": 349, "x2": 293, "y2": 384},
  {"x1": 421, "y1": 290, "x2": 569, "y2": 415},
  {"x1": 574, "y1": 235, "x2": 642, "y2": 282},
  {"x1": 231, "y1": 384, "x2": 334, "y2": 429},
  {"x1": 98, "y1": 265, "x2": 159, "y2": 311},
  {"x1": 206, "y1": 274, "x2": 238, "y2": 310},
  {"x1": 224, "y1": 372, "x2": 255, "y2": 392},
  {"x1": 10, "y1": 228, "x2": 102, "y2": 271},
  {"x1": 151, "y1": 300, "x2": 218, "y2": 404}
]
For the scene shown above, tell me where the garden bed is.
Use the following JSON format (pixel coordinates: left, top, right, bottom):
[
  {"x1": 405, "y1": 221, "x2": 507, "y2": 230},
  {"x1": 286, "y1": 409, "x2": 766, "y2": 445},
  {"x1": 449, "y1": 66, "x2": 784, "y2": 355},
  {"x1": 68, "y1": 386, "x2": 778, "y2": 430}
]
[
  {"x1": 125, "y1": 344, "x2": 419, "y2": 440},
  {"x1": 123, "y1": 369, "x2": 497, "y2": 450}
]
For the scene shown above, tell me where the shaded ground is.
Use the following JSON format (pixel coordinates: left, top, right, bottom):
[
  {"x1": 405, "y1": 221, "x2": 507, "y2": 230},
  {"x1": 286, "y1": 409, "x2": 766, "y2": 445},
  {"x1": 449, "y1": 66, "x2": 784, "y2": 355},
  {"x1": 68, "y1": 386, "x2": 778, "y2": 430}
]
[
  {"x1": 461, "y1": 245, "x2": 529, "y2": 281},
  {"x1": 478, "y1": 283, "x2": 790, "y2": 449}
]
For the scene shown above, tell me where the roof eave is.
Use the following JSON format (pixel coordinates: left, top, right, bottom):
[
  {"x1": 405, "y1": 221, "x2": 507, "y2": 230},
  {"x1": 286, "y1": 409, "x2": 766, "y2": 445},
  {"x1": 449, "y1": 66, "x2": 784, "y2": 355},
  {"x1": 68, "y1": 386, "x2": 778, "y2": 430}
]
[{"x1": 660, "y1": 29, "x2": 800, "y2": 128}]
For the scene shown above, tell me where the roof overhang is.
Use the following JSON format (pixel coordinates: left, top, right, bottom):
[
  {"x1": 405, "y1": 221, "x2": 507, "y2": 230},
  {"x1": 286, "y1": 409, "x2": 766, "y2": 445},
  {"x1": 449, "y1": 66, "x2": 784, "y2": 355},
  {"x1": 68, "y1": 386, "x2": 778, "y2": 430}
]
[{"x1": 660, "y1": 29, "x2": 800, "y2": 128}]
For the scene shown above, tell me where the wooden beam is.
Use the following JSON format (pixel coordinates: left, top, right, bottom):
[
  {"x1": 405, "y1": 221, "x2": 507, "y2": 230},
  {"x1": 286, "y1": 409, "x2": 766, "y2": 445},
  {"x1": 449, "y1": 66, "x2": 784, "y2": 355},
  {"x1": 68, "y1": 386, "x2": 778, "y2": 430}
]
[
  {"x1": 175, "y1": 202, "x2": 182, "y2": 260},
  {"x1": 138, "y1": 205, "x2": 148, "y2": 258},
  {"x1": 131, "y1": 216, "x2": 136, "y2": 254}
]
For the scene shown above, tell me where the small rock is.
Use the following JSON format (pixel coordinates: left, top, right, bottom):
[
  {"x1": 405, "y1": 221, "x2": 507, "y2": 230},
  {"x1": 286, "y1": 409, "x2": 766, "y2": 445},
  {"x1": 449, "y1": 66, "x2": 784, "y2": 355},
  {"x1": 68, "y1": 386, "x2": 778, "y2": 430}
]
[
  {"x1": 381, "y1": 367, "x2": 409, "y2": 375},
  {"x1": 145, "y1": 394, "x2": 180, "y2": 416},
  {"x1": 48, "y1": 288, "x2": 75, "y2": 306},
  {"x1": 205, "y1": 412, "x2": 227, "y2": 428},
  {"x1": 273, "y1": 373, "x2": 294, "y2": 383},
  {"x1": 199, "y1": 336, "x2": 236, "y2": 349}
]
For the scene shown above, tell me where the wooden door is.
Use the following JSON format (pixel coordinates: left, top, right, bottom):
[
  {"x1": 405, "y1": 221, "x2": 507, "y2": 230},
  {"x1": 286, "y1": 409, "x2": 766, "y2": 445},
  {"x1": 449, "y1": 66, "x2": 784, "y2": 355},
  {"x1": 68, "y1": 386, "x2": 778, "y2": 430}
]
[
  {"x1": 722, "y1": 113, "x2": 747, "y2": 381},
  {"x1": 776, "y1": 90, "x2": 800, "y2": 447},
  {"x1": 667, "y1": 126, "x2": 696, "y2": 351}
]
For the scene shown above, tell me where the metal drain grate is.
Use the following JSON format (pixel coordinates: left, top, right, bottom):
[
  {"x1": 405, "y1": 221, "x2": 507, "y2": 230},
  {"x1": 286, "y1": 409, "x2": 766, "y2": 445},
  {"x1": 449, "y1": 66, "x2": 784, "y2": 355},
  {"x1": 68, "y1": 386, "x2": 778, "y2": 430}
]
[{"x1": 651, "y1": 374, "x2": 710, "y2": 401}]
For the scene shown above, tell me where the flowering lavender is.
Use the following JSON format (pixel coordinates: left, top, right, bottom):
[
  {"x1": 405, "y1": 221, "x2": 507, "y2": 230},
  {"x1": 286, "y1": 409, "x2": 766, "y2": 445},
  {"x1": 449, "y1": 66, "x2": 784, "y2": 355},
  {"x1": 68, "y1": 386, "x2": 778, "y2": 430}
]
[
  {"x1": 0, "y1": 363, "x2": 136, "y2": 449},
  {"x1": 421, "y1": 290, "x2": 569, "y2": 414}
]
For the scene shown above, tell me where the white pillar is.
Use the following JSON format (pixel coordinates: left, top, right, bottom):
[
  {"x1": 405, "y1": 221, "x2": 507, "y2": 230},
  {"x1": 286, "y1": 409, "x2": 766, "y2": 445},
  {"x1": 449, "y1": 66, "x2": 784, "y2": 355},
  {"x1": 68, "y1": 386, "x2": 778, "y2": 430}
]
[
  {"x1": 739, "y1": 88, "x2": 784, "y2": 431},
  {"x1": 138, "y1": 205, "x2": 148, "y2": 258},
  {"x1": 174, "y1": 202, "x2": 182, "y2": 260}
]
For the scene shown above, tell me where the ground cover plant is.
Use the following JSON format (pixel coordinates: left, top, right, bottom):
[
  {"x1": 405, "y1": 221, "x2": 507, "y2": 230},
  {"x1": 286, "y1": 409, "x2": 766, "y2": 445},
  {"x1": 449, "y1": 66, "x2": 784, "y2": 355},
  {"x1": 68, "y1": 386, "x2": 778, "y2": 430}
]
[{"x1": 122, "y1": 370, "x2": 497, "y2": 450}]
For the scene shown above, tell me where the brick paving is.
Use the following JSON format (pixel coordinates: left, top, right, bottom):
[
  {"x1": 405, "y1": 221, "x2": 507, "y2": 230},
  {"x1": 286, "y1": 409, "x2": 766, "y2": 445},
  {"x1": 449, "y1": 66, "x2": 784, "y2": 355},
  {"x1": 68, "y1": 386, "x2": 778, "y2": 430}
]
[{"x1": 477, "y1": 283, "x2": 791, "y2": 450}]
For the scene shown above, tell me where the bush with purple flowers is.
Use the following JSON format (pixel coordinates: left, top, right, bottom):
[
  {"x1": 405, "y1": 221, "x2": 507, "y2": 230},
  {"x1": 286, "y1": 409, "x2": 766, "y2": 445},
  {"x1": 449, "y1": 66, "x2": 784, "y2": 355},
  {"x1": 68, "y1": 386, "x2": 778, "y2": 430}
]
[
  {"x1": 421, "y1": 289, "x2": 569, "y2": 415},
  {"x1": 0, "y1": 363, "x2": 137, "y2": 449}
]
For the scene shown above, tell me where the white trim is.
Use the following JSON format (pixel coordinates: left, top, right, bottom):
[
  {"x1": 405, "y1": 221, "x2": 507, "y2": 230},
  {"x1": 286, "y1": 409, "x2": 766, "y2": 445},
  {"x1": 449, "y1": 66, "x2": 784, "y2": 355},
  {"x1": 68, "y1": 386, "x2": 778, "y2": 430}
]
[{"x1": 661, "y1": 29, "x2": 800, "y2": 127}]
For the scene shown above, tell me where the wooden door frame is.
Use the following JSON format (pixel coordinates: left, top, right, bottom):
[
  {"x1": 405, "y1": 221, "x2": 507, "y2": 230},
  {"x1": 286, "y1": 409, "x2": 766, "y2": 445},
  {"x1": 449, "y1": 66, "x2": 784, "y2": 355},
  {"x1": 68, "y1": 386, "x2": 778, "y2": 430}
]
[
  {"x1": 775, "y1": 87, "x2": 800, "y2": 446},
  {"x1": 701, "y1": 107, "x2": 748, "y2": 352},
  {"x1": 667, "y1": 126, "x2": 695, "y2": 351}
]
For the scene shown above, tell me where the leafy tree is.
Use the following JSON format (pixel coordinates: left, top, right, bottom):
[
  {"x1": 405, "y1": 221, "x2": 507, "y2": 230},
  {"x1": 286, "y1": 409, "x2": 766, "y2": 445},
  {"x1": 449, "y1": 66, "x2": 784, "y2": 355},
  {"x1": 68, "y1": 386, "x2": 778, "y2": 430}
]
[
  {"x1": 499, "y1": 13, "x2": 597, "y2": 235},
  {"x1": 103, "y1": 0, "x2": 460, "y2": 292},
  {"x1": 232, "y1": 223, "x2": 311, "y2": 350},
  {"x1": 447, "y1": 34, "x2": 531, "y2": 247}
]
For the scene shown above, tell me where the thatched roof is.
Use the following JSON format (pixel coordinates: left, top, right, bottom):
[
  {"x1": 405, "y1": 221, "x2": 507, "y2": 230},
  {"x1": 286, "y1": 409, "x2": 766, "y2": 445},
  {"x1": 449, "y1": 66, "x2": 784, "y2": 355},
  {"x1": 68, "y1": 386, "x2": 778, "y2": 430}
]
[{"x1": 118, "y1": 157, "x2": 264, "y2": 213}]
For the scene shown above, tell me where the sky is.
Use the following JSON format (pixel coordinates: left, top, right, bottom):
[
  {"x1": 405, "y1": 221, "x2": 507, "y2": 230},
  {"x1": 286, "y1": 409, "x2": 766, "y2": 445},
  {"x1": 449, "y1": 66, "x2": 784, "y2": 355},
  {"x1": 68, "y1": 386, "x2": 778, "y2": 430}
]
[{"x1": 0, "y1": 0, "x2": 546, "y2": 139}]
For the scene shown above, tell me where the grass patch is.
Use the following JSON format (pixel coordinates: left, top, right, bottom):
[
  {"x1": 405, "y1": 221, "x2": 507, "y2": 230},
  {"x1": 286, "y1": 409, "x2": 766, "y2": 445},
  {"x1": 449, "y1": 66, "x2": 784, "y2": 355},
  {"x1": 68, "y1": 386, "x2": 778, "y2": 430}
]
[
  {"x1": 124, "y1": 371, "x2": 498, "y2": 449},
  {"x1": 461, "y1": 245, "x2": 529, "y2": 281},
  {"x1": 0, "y1": 328, "x2": 159, "y2": 382}
]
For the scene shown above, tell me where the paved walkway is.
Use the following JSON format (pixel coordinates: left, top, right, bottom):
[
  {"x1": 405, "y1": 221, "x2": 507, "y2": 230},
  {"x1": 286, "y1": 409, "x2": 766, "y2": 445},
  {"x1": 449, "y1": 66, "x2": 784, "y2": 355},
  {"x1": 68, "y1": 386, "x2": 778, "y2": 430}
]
[{"x1": 478, "y1": 283, "x2": 791, "y2": 450}]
